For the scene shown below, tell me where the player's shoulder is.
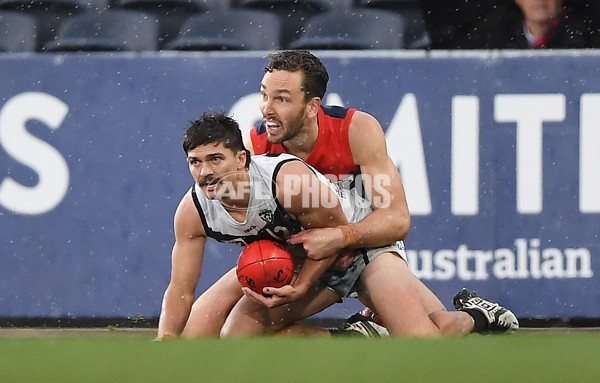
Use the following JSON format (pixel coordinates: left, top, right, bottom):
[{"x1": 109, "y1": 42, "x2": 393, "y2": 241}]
[
  {"x1": 174, "y1": 187, "x2": 205, "y2": 234},
  {"x1": 347, "y1": 110, "x2": 387, "y2": 161},
  {"x1": 175, "y1": 188, "x2": 194, "y2": 216},
  {"x1": 252, "y1": 152, "x2": 306, "y2": 176},
  {"x1": 349, "y1": 108, "x2": 379, "y2": 124},
  {"x1": 256, "y1": 153, "x2": 309, "y2": 173},
  {"x1": 348, "y1": 109, "x2": 385, "y2": 137}
]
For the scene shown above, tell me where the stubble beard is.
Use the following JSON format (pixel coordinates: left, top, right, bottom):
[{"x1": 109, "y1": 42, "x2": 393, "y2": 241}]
[{"x1": 266, "y1": 109, "x2": 307, "y2": 145}]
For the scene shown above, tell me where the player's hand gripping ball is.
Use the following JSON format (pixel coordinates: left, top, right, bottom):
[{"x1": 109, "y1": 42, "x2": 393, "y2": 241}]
[{"x1": 236, "y1": 240, "x2": 294, "y2": 296}]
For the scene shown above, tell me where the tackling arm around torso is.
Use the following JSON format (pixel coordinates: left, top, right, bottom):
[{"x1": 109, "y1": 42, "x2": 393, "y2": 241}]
[
  {"x1": 281, "y1": 160, "x2": 352, "y2": 288},
  {"x1": 345, "y1": 110, "x2": 411, "y2": 247},
  {"x1": 243, "y1": 112, "x2": 411, "y2": 257},
  {"x1": 245, "y1": 160, "x2": 352, "y2": 307}
]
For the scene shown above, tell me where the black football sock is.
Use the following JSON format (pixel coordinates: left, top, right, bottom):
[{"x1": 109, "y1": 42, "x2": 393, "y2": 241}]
[{"x1": 463, "y1": 309, "x2": 488, "y2": 333}]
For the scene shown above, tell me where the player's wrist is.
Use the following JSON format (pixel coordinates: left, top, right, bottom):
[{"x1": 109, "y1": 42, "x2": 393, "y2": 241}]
[
  {"x1": 340, "y1": 224, "x2": 357, "y2": 247},
  {"x1": 291, "y1": 279, "x2": 310, "y2": 298}
]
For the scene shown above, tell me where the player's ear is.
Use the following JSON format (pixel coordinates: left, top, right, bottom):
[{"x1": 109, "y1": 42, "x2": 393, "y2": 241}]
[
  {"x1": 236, "y1": 149, "x2": 248, "y2": 169},
  {"x1": 306, "y1": 97, "x2": 321, "y2": 118}
]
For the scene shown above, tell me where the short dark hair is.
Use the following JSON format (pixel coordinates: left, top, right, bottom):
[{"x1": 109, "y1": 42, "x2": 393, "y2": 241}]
[
  {"x1": 183, "y1": 112, "x2": 249, "y2": 165},
  {"x1": 264, "y1": 50, "x2": 329, "y2": 102}
]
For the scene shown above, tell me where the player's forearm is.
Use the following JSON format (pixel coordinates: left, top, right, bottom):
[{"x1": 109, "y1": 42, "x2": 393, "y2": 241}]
[
  {"x1": 348, "y1": 206, "x2": 410, "y2": 248},
  {"x1": 157, "y1": 309, "x2": 190, "y2": 339},
  {"x1": 156, "y1": 289, "x2": 194, "y2": 339},
  {"x1": 294, "y1": 257, "x2": 336, "y2": 294}
]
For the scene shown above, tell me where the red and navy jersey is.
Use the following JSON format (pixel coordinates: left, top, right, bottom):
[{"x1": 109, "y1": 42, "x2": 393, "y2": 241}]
[{"x1": 250, "y1": 105, "x2": 359, "y2": 180}]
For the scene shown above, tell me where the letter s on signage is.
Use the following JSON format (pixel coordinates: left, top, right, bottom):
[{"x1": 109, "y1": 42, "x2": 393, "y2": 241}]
[{"x1": 0, "y1": 92, "x2": 69, "y2": 215}]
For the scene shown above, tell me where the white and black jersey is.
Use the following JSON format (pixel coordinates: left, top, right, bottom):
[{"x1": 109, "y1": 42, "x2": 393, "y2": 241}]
[
  {"x1": 191, "y1": 152, "x2": 405, "y2": 297},
  {"x1": 191, "y1": 153, "x2": 303, "y2": 248}
]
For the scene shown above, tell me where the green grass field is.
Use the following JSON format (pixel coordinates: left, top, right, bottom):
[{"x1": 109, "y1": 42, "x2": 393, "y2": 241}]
[{"x1": 1, "y1": 330, "x2": 599, "y2": 383}]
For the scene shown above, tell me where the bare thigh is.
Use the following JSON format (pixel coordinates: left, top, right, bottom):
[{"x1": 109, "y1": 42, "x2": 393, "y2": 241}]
[
  {"x1": 359, "y1": 252, "x2": 447, "y2": 337},
  {"x1": 221, "y1": 284, "x2": 341, "y2": 337},
  {"x1": 181, "y1": 268, "x2": 243, "y2": 338}
]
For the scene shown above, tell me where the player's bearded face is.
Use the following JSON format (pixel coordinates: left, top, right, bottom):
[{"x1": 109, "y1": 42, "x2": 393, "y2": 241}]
[
  {"x1": 260, "y1": 69, "x2": 310, "y2": 145},
  {"x1": 267, "y1": 107, "x2": 306, "y2": 145}
]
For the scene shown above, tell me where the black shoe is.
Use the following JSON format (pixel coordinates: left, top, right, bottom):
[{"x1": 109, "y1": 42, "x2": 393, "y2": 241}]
[
  {"x1": 453, "y1": 288, "x2": 477, "y2": 310},
  {"x1": 342, "y1": 313, "x2": 389, "y2": 338},
  {"x1": 454, "y1": 288, "x2": 519, "y2": 333}
]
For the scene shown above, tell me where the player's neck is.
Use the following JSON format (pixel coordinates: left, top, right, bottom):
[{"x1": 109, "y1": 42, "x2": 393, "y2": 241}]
[
  {"x1": 222, "y1": 197, "x2": 249, "y2": 222},
  {"x1": 220, "y1": 173, "x2": 251, "y2": 222},
  {"x1": 282, "y1": 121, "x2": 319, "y2": 160}
]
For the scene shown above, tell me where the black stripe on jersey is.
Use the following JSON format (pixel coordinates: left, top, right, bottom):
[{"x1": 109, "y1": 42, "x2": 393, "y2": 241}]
[
  {"x1": 271, "y1": 156, "x2": 319, "y2": 196},
  {"x1": 191, "y1": 185, "x2": 214, "y2": 238},
  {"x1": 191, "y1": 185, "x2": 254, "y2": 243},
  {"x1": 271, "y1": 157, "x2": 299, "y2": 196},
  {"x1": 270, "y1": 157, "x2": 307, "y2": 236},
  {"x1": 348, "y1": 169, "x2": 367, "y2": 198},
  {"x1": 255, "y1": 122, "x2": 267, "y2": 135},
  {"x1": 321, "y1": 105, "x2": 349, "y2": 119}
]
